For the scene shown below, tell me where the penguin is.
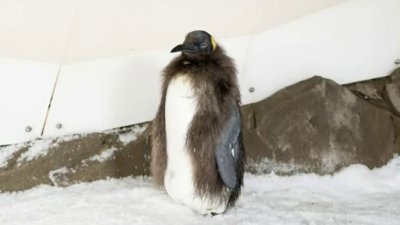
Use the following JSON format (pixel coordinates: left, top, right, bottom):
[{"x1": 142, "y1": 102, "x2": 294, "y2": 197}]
[{"x1": 151, "y1": 30, "x2": 245, "y2": 215}]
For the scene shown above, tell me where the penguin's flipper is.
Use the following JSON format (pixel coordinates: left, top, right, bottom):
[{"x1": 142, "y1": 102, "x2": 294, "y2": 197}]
[{"x1": 215, "y1": 104, "x2": 241, "y2": 189}]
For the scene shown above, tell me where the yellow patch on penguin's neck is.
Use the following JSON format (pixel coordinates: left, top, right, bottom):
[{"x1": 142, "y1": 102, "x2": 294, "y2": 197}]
[{"x1": 210, "y1": 36, "x2": 217, "y2": 51}]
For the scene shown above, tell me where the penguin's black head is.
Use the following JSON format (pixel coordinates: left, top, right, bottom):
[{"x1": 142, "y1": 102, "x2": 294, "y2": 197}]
[{"x1": 170, "y1": 30, "x2": 217, "y2": 58}]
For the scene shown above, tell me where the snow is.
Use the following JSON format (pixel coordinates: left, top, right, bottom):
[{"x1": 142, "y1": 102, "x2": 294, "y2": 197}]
[
  {"x1": 0, "y1": 156, "x2": 399, "y2": 225},
  {"x1": 117, "y1": 124, "x2": 148, "y2": 146},
  {"x1": 246, "y1": 157, "x2": 306, "y2": 174},
  {"x1": 0, "y1": 143, "x2": 24, "y2": 168},
  {"x1": 7, "y1": 134, "x2": 82, "y2": 166},
  {"x1": 85, "y1": 147, "x2": 118, "y2": 163},
  {"x1": 16, "y1": 139, "x2": 55, "y2": 164},
  {"x1": 48, "y1": 167, "x2": 70, "y2": 187}
]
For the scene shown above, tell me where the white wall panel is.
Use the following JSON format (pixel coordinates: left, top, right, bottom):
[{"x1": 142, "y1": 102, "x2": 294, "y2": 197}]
[
  {"x1": 242, "y1": 0, "x2": 400, "y2": 104},
  {"x1": 43, "y1": 51, "x2": 174, "y2": 136},
  {"x1": 219, "y1": 36, "x2": 252, "y2": 98},
  {"x1": 0, "y1": 59, "x2": 58, "y2": 145}
]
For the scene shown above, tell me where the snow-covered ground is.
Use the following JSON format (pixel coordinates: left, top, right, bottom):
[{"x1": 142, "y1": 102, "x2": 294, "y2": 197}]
[{"x1": 0, "y1": 156, "x2": 399, "y2": 225}]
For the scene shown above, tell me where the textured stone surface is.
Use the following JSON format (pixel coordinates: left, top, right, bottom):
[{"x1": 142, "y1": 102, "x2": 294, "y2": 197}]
[
  {"x1": 1, "y1": 71, "x2": 399, "y2": 192},
  {"x1": 345, "y1": 67, "x2": 400, "y2": 116},
  {"x1": 0, "y1": 124, "x2": 151, "y2": 192},
  {"x1": 386, "y1": 68, "x2": 400, "y2": 116},
  {"x1": 243, "y1": 75, "x2": 400, "y2": 174}
]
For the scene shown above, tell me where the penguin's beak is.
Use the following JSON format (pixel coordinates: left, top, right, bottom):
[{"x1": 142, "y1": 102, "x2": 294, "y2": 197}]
[
  {"x1": 170, "y1": 44, "x2": 200, "y2": 54},
  {"x1": 170, "y1": 44, "x2": 184, "y2": 53}
]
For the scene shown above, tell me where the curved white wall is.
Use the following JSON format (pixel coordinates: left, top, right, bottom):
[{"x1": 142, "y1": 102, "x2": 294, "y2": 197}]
[
  {"x1": 0, "y1": 0, "x2": 345, "y2": 63},
  {"x1": 1, "y1": 0, "x2": 400, "y2": 144},
  {"x1": 0, "y1": 59, "x2": 58, "y2": 144},
  {"x1": 242, "y1": 0, "x2": 400, "y2": 103}
]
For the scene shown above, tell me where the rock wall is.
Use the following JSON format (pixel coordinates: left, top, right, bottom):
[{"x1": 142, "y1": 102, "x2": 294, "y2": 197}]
[
  {"x1": 0, "y1": 125, "x2": 151, "y2": 192},
  {"x1": 243, "y1": 70, "x2": 400, "y2": 174},
  {"x1": 1, "y1": 68, "x2": 399, "y2": 192}
]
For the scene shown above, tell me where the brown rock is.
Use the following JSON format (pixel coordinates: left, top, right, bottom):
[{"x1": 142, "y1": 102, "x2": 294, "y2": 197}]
[
  {"x1": 385, "y1": 68, "x2": 400, "y2": 116},
  {"x1": 0, "y1": 124, "x2": 151, "y2": 192},
  {"x1": 344, "y1": 67, "x2": 400, "y2": 117},
  {"x1": 242, "y1": 76, "x2": 400, "y2": 174}
]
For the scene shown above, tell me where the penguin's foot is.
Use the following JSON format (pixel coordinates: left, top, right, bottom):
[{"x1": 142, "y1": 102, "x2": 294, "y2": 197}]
[{"x1": 202, "y1": 211, "x2": 219, "y2": 217}]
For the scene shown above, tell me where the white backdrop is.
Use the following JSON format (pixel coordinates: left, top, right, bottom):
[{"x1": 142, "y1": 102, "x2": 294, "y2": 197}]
[
  {"x1": 1, "y1": 0, "x2": 400, "y2": 145},
  {"x1": 0, "y1": 59, "x2": 58, "y2": 144}
]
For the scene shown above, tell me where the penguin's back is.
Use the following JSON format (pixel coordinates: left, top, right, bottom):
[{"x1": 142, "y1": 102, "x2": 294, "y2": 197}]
[{"x1": 164, "y1": 74, "x2": 227, "y2": 214}]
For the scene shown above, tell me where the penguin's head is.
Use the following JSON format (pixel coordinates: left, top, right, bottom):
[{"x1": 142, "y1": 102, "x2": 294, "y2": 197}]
[{"x1": 170, "y1": 30, "x2": 217, "y2": 58}]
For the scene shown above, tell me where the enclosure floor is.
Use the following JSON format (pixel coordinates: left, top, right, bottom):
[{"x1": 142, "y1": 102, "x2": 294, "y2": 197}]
[{"x1": 1, "y1": 157, "x2": 399, "y2": 225}]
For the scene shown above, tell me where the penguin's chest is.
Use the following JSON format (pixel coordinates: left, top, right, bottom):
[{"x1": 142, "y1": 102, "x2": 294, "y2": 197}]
[
  {"x1": 164, "y1": 75, "x2": 198, "y2": 204},
  {"x1": 164, "y1": 75, "x2": 227, "y2": 214}
]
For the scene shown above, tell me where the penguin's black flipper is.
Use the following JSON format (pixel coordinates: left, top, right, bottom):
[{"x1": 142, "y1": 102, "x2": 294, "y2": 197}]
[{"x1": 215, "y1": 104, "x2": 241, "y2": 189}]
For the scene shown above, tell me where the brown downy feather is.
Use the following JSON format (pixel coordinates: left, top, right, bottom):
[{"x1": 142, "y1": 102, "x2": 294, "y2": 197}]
[{"x1": 151, "y1": 46, "x2": 245, "y2": 206}]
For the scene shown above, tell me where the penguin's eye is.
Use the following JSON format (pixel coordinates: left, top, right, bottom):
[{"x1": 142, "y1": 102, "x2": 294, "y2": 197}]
[{"x1": 199, "y1": 42, "x2": 208, "y2": 49}]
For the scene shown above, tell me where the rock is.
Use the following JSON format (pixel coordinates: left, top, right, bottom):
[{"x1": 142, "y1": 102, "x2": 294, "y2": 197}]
[
  {"x1": 0, "y1": 124, "x2": 151, "y2": 192},
  {"x1": 385, "y1": 68, "x2": 400, "y2": 116},
  {"x1": 386, "y1": 82, "x2": 400, "y2": 115},
  {"x1": 242, "y1": 76, "x2": 400, "y2": 175},
  {"x1": 345, "y1": 67, "x2": 400, "y2": 116}
]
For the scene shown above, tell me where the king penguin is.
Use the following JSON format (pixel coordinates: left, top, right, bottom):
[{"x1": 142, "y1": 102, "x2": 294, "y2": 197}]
[{"x1": 151, "y1": 30, "x2": 245, "y2": 215}]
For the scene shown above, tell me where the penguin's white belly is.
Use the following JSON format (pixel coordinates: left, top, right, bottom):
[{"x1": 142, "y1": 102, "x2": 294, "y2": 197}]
[{"x1": 164, "y1": 75, "x2": 226, "y2": 214}]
